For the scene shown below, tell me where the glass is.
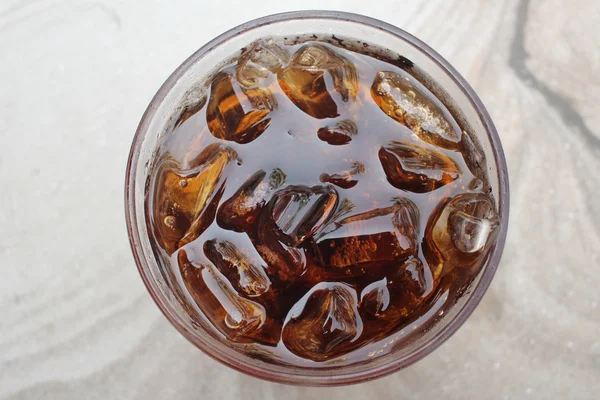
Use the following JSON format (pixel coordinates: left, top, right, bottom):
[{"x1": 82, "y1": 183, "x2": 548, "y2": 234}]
[{"x1": 125, "y1": 11, "x2": 509, "y2": 386}]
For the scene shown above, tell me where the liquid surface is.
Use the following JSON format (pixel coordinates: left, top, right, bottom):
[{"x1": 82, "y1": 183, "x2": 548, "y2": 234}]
[{"x1": 146, "y1": 36, "x2": 500, "y2": 364}]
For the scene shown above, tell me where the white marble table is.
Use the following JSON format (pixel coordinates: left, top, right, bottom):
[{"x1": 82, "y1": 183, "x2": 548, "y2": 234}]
[{"x1": 1, "y1": 0, "x2": 598, "y2": 398}]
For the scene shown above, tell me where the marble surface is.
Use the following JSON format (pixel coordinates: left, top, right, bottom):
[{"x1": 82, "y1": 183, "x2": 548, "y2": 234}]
[{"x1": 1, "y1": 0, "x2": 598, "y2": 398}]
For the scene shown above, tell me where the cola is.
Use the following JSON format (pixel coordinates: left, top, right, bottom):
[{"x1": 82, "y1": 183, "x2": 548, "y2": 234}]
[{"x1": 147, "y1": 36, "x2": 500, "y2": 362}]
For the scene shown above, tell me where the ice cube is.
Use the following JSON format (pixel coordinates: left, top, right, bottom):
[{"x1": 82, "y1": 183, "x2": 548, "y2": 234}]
[
  {"x1": 317, "y1": 120, "x2": 358, "y2": 145},
  {"x1": 378, "y1": 141, "x2": 461, "y2": 193},
  {"x1": 172, "y1": 85, "x2": 207, "y2": 128},
  {"x1": 394, "y1": 256, "x2": 430, "y2": 298},
  {"x1": 236, "y1": 39, "x2": 290, "y2": 87},
  {"x1": 387, "y1": 256, "x2": 430, "y2": 308},
  {"x1": 360, "y1": 257, "x2": 431, "y2": 322},
  {"x1": 371, "y1": 71, "x2": 461, "y2": 149},
  {"x1": 278, "y1": 44, "x2": 358, "y2": 119},
  {"x1": 178, "y1": 250, "x2": 278, "y2": 345},
  {"x1": 206, "y1": 71, "x2": 276, "y2": 144},
  {"x1": 204, "y1": 239, "x2": 271, "y2": 297},
  {"x1": 150, "y1": 159, "x2": 191, "y2": 255},
  {"x1": 217, "y1": 168, "x2": 286, "y2": 232},
  {"x1": 360, "y1": 278, "x2": 390, "y2": 317},
  {"x1": 253, "y1": 231, "x2": 307, "y2": 286},
  {"x1": 313, "y1": 199, "x2": 419, "y2": 270},
  {"x1": 320, "y1": 161, "x2": 365, "y2": 189},
  {"x1": 152, "y1": 144, "x2": 236, "y2": 253},
  {"x1": 203, "y1": 233, "x2": 303, "y2": 317},
  {"x1": 384, "y1": 257, "x2": 429, "y2": 319},
  {"x1": 180, "y1": 145, "x2": 237, "y2": 248},
  {"x1": 282, "y1": 282, "x2": 362, "y2": 361},
  {"x1": 264, "y1": 185, "x2": 338, "y2": 246},
  {"x1": 449, "y1": 211, "x2": 497, "y2": 254},
  {"x1": 424, "y1": 193, "x2": 500, "y2": 278}
]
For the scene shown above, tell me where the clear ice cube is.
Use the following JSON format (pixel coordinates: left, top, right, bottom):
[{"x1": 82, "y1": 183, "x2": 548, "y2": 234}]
[
  {"x1": 152, "y1": 144, "x2": 236, "y2": 252},
  {"x1": 178, "y1": 250, "x2": 277, "y2": 345},
  {"x1": 360, "y1": 278, "x2": 390, "y2": 317},
  {"x1": 371, "y1": 71, "x2": 461, "y2": 149},
  {"x1": 313, "y1": 200, "x2": 419, "y2": 270},
  {"x1": 172, "y1": 85, "x2": 207, "y2": 129},
  {"x1": 424, "y1": 193, "x2": 500, "y2": 278},
  {"x1": 265, "y1": 185, "x2": 338, "y2": 246},
  {"x1": 360, "y1": 257, "x2": 431, "y2": 323},
  {"x1": 217, "y1": 168, "x2": 286, "y2": 232},
  {"x1": 204, "y1": 238, "x2": 271, "y2": 297},
  {"x1": 236, "y1": 39, "x2": 290, "y2": 87},
  {"x1": 282, "y1": 282, "x2": 362, "y2": 361},
  {"x1": 206, "y1": 71, "x2": 276, "y2": 144},
  {"x1": 378, "y1": 141, "x2": 461, "y2": 193},
  {"x1": 278, "y1": 44, "x2": 358, "y2": 119},
  {"x1": 253, "y1": 232, "x2": 307, "y2": 286}
]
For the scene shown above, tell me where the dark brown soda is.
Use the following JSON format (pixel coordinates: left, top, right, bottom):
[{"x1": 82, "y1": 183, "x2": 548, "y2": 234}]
[{"x1": 146, "y1": 35, "x2": 500, "y2": 364}]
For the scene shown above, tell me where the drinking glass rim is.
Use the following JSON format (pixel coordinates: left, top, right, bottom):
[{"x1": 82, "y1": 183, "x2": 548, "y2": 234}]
[{"x1": 125, "y1": 10, "x2": 509, "y2": 386}]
